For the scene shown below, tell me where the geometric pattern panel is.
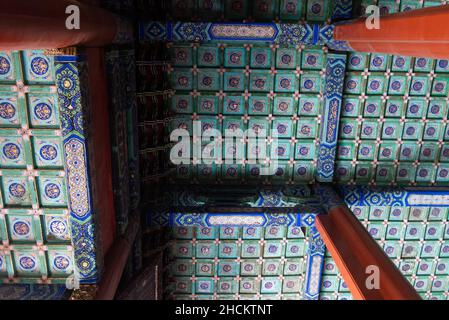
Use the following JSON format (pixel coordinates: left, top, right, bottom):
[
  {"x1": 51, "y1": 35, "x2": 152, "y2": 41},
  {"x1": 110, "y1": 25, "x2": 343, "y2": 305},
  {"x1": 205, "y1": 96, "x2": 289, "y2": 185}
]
[
  {"x1": 164, "y1": 0, "x2": 336, "y2": 22},
  {"x1": 169, "y1": 44, "x2": 330, "y2": 184},
  {"x1": 167, "y1": 226, "x2": 309, "y2": 300},
  {"x1": 335, "y1": 51, "x2": 449, "y2": 186},
  {"x1": 319, "y1": 253, "x2": 353, "y2": 300},
  {"x1": 54, "y1": 56, "x2": 98, "y2": 283},
  {"x1": 0, "y1": 50, "x2": 74, "y2": 284},
  {"x1": 343, "y1": 204, "x2": 449, "y2": 300}
]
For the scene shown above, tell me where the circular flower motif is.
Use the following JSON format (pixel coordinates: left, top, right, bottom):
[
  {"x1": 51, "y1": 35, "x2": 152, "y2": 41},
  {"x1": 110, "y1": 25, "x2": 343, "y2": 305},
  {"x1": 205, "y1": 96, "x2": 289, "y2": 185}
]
[
  {"x1": 54, "y1": 255, "x2": 70, "y2": 270},
  {"x1": 430, "y1": 104, "x2": 440, "y2": 114},
  {"x1": 19, "y1": 255, "x2": 36, "y2": 270},
  {"x1": 0, "y1": 56, "x2": 11, "y2": 75},
  {"x1": 202, "y1": 52, "x2": 214, "y2": 63},
  {"x1": 40, "y1": 145, "x2": 58, "y2": 161},
  {"x1": 391, "y1": 81, "x2": 401, "y2": 90},
  {"x1": 395, "y1": 57, "x2": 405, "y2": 68},
  {"x1": 388, "y1": 104, "x2": 398, "y2": 113},
  {"x1": 439, "y1": 60, "x2": 449, "y2": 68},
  {"x1": 277, "y1": 124, "x2": 287, "y2": 134},
  {"x1": 303, "y1": 102, "x2": 313, "y2": 112},
  {"x1": 344, "y1": 102, "x2": 354, "y2": 112},
  {"x1": 250, "y1": 167, "x2": 260, "y2": 176},
  {"x1": 201, "y1": 100, "x2": 213, "y2": 111},
  {"x1": 369, "y1": 80, "x2": 380, "y2": 90},
  {"x1": 13, "y1": 221, "x2": 30, "y2": 236},
  {"x1": 176, "y1": 50, "x2": 187, "y2": 61},
  {"x1": 350, "y1": 56, "x2": 361, "y2": 66},
  {"x1": 303, "y1": 79, "x2": 314, "y2": 89},
  {"x1": 178, "y1": 76, "x2": 189, "y2": 87},
  {"x1": 378, "y1": 168, "x2": 388, "y2": 177},
  {"x1": 202, "y1": 76, "x2": 213, "y2": 87},
  {"x1": 366, "y1": 103, "x2": 377, "y2": 113},
  {"x1": 45, "y1": 183, "x2": 61, "y2": 199},
  {"x1": 253, "y1": 101, "x2": 265, "y2": 111},
  {"x1": 226, "y1": 167, "x2": 237, "y2": 177},
  {"x1": 34, "y1": 103, "x2": 52, "y2": 120},
  {"x1": 229, "y1": 53, "x2": 241, "y2": 64},
  {"x1": 281, "y1": 54, "x2": 292, "y2": 65},
  {"x1": 297, "y1": 167, "x2": 307, "y2": 175},
  {"x1": 372, "y1": 57, "x2": 383, "y2": 67},
  {"x1": 406, "y1": 127, "x2": 415, "y2": 135},
  {"x1": 306, "y1": 55, "x2": 317, "y2": 66},
  {"x1": 30, "y1": 57, "x2": 49, "y2": 76},
  {"x1": 255, "y1": 79, "x2": 266, "y2": 89},
  {"x1": 177, "y1": 99, "x2": 188, "y2": 110},
  {"x1": 285, "y1": 2, "x2": 296, "y2": 12},
  {"x1": 275, "y1": 168, "x2": 284, "y2": 176},
  {"x1": 412, "y1": 81, "x2": 423, "y2": 91},
  {"x1": 358, "y1": 168, "x2": 368, "y2": 176},
  {"x1": 3, "y1": 143, "x2": 21, "y2": 160},
  {"x1": 9, "y1": 182, "x2": 26, "y2": 198},
  {"x1": 346, "y1": 80, "x2": 357, "y2": 89},
  {"x1": 255, "y1": 54, "x2": 266, "y2": 64},
  {"x1": 49, "y1": 219, "x2": 67, "y2": 236},
  {"x1": 342, "y1": 125, "x2": 353, "y2": 134},
  {"x1": 228, "y1": 77, "x2": 240, "y2": 88},
  {"x1": 277, "y1": 146, "x2": 285, "y2": 156},
  {"x1": 416, "y1": 58, "x2": 427, "y2": 68},
  {"x1": 363, "y1": 126, "x2": 373, "y2": 135},
  {"x1": 0, "y1": 102, "x2": 16, "y2": 120},
  {"x1": 280, "y1": 78, "x2": 291, "y2": 89},
  {"x1": 274, "y1": 102, "x2": 288, "y2": 113},
  {"x1": 434, "y1": 82, "x2": 445, "y2": 92},
  {"x1": 311, "y1": 3, "x2": 321, "y2": 13},
  {"x1": 221, "y1": 283, "x2": 230, "y2": 290}
]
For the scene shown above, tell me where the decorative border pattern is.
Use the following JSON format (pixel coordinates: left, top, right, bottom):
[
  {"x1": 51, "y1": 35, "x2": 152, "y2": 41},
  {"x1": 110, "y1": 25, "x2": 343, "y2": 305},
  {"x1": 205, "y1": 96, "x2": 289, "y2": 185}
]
[
  {"x1": 340, "y1": 186, "x2": 449, "y2": 207},
  {"x1": 0, "y1": 284, "x2": 68, "y2": 300},
  {"x1": 332, "y1": 0, "x2": 353, "y2": 20},
  {"x1": 54, "y1": 56, "x2": 98, "y2": 283},
  {"x1": 148, "y1": 211, "x2": 321, "y2": 228},
  {"x1": 316, "y1": 54, "x2": 347, "y2": 182},
  {"x1": 140, "y1": 22, "x2": 335, "y2": 46},
  {"x1": 314, "y1": 184, "x2": 345, "y2": 212},
  {"x1": 303, "y1": 227, "x2": 325, "y2": 300}
]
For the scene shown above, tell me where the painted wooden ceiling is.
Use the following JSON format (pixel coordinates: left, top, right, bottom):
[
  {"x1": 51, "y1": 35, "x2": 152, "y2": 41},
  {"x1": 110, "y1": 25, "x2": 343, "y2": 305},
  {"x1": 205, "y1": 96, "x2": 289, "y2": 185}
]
[
  {"x1": 152, "y1": 0, "x2": 449, "y2": 300},
  {"x1": 0, "y1": 50, "x2": 74, "y2": 285}
]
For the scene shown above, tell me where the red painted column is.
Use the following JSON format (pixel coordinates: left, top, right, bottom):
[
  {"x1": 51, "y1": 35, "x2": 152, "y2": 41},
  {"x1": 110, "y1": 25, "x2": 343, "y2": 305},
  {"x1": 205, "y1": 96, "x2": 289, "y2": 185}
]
[
  {"x1": 316, "y1": 204, "x2": 421, "y2": 300},
  {"x1": 0, "y1": 0, "x2": 130, "y2": 50},
  {"x1": 85, "y1": 47, "x2": 117, "y2": 254},
  {"x1": 334, "y1": 5, "x2": 449, "y2": 59},
  {"x1": 96, "y1": 214, "x2": 140, "y2": 300}
]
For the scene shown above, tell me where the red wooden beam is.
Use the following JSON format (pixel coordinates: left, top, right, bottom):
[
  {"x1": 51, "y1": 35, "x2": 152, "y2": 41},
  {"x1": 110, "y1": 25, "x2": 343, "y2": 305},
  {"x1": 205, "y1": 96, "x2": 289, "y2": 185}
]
[
  {"x1": 316, "y1": 205, "x2": 421, "y2": 300},
  {"x1": 0, "y1": 0, "x2": 128, "y2": 50},
  {"x1": 96, "y1": 214, "x2": 140, "y2": 300},
  {"x1": 85, "y1": 47, "x2": 116, "y2": 254},
  {"x1": 334, "y1": 5, "x2": 449, "y2": 59}
]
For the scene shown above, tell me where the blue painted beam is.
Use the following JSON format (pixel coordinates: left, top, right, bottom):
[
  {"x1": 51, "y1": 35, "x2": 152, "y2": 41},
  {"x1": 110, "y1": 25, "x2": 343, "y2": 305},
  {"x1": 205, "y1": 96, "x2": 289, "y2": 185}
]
[
  {"x1": 316, "y1": 53, "x2": 347, "y2": 182},
  {"x1": 55, "y1": 56, "x2": 99, "y2": 284},
  {"x1": 0, "y1": 284, "x2": 68, "y2": 300},
  {"x1": 302, "y1": 226, "x2": 325, "y2": 300},
  {"x1": 140, "y1": 21, "x2": 335, "y2": 46},
  {"x1": 340, "y1": 185, "x2": 449, "y2": 207}
]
